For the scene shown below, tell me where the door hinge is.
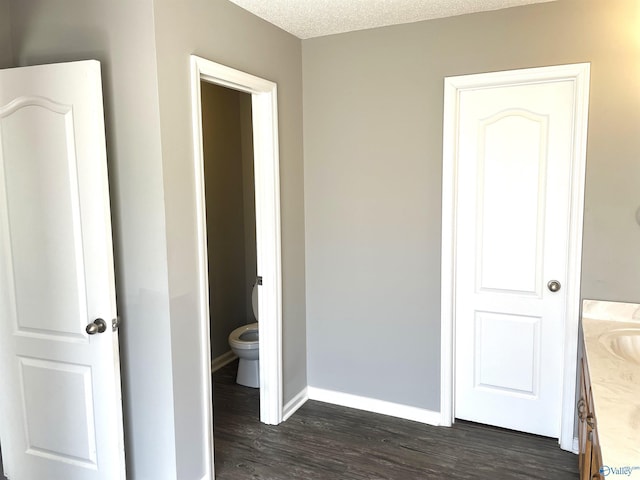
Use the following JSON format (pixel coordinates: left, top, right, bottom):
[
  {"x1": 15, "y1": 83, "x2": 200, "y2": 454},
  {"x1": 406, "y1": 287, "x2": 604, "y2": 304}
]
[
  {"x1": 112, "y1": 317, "x2": 121, "y2": 332},
  {"x1": 256, "y1": 276, "x2": 263, "y2": 286}
]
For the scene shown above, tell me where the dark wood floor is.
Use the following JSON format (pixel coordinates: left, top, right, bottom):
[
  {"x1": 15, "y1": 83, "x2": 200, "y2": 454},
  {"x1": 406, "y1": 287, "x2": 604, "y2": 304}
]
[{"x1": 213, "y1": 361, "x2": 578, "y2": 479}]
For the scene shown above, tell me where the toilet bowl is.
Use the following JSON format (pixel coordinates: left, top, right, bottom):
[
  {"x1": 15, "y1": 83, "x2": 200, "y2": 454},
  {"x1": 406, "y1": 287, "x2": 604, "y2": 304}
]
[{"x1": 228, "y1": 282, "x2": 259, "y2": 388}]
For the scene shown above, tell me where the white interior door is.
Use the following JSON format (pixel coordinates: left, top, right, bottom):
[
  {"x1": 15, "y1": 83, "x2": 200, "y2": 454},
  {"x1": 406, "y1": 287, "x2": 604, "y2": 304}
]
[
  {"x1": 0, "y1": 61, "x2": 125, "y2": 479},
  {"x1": 453, "y1": 79, "x2": 577, "y2": 437}
]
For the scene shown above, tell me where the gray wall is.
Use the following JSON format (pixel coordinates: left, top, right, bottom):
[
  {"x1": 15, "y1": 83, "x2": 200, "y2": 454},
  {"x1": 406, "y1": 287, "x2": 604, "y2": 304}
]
[
  {"x1": 152, "y1": 0, "x2": 306, "y2": 477},
  {"x1": 7, "y1": 1, "x2": 179, "y2": 478},
  {"x1": 201, "y1": 82, "x2": 256, "y2": 359},
  {"x1": 303, "y1": 0, "x2": 640, "y2": 411},
  {"x1": 0, "y1": 0, "x2": 12, "y2": 68}
]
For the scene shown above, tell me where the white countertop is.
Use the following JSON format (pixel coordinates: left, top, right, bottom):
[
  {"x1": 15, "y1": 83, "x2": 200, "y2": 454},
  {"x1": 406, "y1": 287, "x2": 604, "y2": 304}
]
[{"x1": 582, "y1": 300, "x2": 640, "y2": 473}]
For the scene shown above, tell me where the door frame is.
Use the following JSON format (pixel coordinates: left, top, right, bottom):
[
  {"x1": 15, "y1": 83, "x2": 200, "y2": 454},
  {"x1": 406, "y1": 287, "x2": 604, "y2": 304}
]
[
  {"x1": 439, "y1": 63, "x2": 590, "y2": 451},
  {"x1": 190, "y1": 56, "x2": 283, "y2": 436}
]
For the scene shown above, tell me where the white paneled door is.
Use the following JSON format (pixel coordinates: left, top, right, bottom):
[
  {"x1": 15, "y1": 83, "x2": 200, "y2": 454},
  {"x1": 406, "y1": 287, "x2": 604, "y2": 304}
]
[
  {"x1": 0, "y1": 61, "x2": 125, "y2": 479},
  {"x1": 453, "y1": 79, "x2": 578, "y2": 437}
]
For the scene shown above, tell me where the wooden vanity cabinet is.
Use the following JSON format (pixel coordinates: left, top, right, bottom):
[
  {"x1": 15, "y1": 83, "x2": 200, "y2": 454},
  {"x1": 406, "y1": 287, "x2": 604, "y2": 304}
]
[
  {"x1": 590, "y1": 425, "x2": 603, "y2": 480},
  {"x1": 578, "y1": 339, "x2": 603, "y2": 480}
]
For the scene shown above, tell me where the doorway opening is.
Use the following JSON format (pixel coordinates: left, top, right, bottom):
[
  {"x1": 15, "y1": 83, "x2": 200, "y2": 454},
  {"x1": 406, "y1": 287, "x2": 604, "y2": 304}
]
[
  {"x1": 190, "y1": 55, "x2": 284, "y2": 473},
  {"x1": 439, "y1": 63, "x2": 590, "y2": 452},
  {"x1": 200, "y1": 81, "x2": 257, "y2": 378}
]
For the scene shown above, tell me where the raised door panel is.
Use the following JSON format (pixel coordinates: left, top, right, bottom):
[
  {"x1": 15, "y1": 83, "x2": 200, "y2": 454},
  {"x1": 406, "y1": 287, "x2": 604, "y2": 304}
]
[
  {"x1": 474, "y1": 311, "x2": 541, "y2": 396},
  {"x1": 19, "y1": 358, "x2": 97, "y2": 468},
  {"x1": 476, "y1": 111, "x2": 547, "y2": 296},
  {"x1": 0, "y1": 98, "x2": 87, "y2": 341}
]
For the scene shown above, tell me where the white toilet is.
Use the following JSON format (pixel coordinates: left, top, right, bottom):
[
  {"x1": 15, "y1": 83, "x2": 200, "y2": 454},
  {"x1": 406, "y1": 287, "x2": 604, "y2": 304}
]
[{"x1": 228, "y1": 282, "x2": 259, "y2": 388}]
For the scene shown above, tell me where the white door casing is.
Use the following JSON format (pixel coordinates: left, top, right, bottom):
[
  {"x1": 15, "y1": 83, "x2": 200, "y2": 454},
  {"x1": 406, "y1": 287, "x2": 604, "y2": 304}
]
[
  {"x1": 190, "y1": 56, "x2": 283, "y2": 478},
  {"x1": 440, "y1": 64, "x2": 590, "y2": 449},
  {"x1": 0, "y1": 61, "x2": 125, "y2": 479}
]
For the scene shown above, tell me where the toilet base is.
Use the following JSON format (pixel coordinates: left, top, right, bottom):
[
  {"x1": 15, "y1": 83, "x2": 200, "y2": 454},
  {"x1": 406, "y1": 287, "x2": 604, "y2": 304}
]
[{"x1": 236, "y1": 358, "x2": 259, "y2": 388}]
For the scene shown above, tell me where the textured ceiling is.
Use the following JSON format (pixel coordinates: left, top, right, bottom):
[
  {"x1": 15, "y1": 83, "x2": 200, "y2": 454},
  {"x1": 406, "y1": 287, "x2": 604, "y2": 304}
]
[{"x1": 227, "y1": 0, "x2": 557, "y2": 39}]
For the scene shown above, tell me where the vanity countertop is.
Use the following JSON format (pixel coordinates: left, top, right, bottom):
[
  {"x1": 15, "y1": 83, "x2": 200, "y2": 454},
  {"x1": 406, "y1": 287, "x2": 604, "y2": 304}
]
[{"x1": 582, "y1": 300, "x2": 640, "y2": 473}]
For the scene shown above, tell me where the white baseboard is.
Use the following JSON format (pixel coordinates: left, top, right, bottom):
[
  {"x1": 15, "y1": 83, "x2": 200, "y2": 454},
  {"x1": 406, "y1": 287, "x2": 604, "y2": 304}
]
[
  {"x1": 282, "y1": 387, "x2": 308, "y2": 422},
  {"x1": 211, "y1": 350, "x2": 237, "y2": 372},
  {"x1": 307, "y1": 386, "x2": 441, "y2": 426},
  {"x1": 572, "y1": 436, "x2": 579, "y2": 454}
]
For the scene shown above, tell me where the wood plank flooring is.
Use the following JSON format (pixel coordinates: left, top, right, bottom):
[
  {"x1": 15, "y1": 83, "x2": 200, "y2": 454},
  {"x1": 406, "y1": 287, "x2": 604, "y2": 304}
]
[{"x1": 213, "y1": 361, "x2": 578, "y2": 479}]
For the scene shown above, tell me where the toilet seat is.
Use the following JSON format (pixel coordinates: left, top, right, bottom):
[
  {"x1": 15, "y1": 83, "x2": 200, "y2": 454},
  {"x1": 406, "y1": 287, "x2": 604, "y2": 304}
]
[{"x1": 228, "y1": 322, "x2": 259, "y2": 350}]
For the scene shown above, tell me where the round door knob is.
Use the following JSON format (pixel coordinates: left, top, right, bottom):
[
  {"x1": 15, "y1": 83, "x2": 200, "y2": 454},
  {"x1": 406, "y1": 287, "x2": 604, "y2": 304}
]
[
  {"x1": 547, "y1": 280, "x2": 561, "y2": 292},
  {"x1": 86, "y1": 318, "x2": 107, "y2": 335}
]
